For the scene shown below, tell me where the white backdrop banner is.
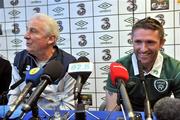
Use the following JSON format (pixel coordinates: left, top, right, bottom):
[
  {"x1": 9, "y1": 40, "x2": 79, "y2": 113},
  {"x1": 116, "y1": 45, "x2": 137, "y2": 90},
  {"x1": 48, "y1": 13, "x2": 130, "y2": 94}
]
[{"x1": 0, "y1": 0, "x2": 179, "y2": 109}]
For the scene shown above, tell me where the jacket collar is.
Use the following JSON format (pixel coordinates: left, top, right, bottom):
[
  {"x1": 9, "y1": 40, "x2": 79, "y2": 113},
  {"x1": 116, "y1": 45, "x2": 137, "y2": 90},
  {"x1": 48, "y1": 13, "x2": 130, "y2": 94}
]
[{"x1": 132, "y1": 51, "x2": 163, "y2": 78}]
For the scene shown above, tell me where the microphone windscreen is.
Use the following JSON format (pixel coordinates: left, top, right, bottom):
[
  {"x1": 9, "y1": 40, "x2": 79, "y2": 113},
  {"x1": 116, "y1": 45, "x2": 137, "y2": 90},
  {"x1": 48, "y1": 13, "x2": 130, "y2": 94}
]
[
  {"x1": 110, "y1": 62, "x2": 129, "y2": 86},
  {"x1": 43, "y1": 60, "x2": 64, "y2": 82},
  {"x1": 25, "y1": 67, "x2": 44, "y2": 87},
  {"x1": 77, "y1": 56, "x2": 89, "y2": 62}
]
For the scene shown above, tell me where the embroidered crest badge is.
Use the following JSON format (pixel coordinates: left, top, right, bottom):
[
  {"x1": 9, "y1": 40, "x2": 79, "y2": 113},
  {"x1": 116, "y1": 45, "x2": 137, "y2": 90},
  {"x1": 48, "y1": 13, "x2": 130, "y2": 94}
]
[{"x1": 154, "y1": 79, "x2": 168, "y2": 92}]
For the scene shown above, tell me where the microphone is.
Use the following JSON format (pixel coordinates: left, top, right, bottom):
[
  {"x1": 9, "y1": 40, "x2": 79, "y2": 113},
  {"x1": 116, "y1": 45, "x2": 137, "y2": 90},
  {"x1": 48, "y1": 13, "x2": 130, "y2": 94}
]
[
  {"x1": 10, "y1": 79, "x2": 24, "y2": 90},
  {"x1": 4, "y1": 67, "x2": 43, "y2": 119},
  {"x1": 21, "y1": 60, "x2": 64, "y2": 112},
  {"x1": 110, "y1": 62, "x2": 135, "y2": 120},
  {"x1": 137, "y1": 59, "x2": 152, "y2": 120},
  {"x1": 8, "y1": 66, "x2": 25, "y2": 92},
  {"x1": 68, "y1": 56, "x2": 93, "y2": 100}
]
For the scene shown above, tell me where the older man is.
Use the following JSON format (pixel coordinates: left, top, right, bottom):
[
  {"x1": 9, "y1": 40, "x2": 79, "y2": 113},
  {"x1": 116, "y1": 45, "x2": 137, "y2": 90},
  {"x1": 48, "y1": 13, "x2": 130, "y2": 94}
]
[{"x1": 8, "y1": 13, "x2": 76, "y2": 110}]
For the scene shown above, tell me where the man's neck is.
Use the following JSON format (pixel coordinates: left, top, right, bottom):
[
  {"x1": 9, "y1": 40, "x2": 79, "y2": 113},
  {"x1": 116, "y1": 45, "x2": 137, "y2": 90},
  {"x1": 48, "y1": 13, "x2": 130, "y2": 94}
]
[{"x1": 36, "y1": 47, "x2": 55, "y2": 62}]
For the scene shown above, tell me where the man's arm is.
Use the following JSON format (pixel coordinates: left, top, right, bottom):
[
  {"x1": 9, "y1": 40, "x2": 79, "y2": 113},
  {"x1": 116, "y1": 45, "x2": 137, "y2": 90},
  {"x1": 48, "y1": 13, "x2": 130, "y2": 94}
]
[
  {"x1": 106, "y1": 90, "x2": 120, "y2": 111},
  {"x1": 8, "y1": 66, "x2": 23, "y2": 105}
]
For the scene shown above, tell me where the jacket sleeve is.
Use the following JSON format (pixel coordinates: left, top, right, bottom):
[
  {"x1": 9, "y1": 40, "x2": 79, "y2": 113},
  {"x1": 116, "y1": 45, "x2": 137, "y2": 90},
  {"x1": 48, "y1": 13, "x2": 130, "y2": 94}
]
[{"x1": 8, "y1": 66, "x2": 26, "y2": 105}]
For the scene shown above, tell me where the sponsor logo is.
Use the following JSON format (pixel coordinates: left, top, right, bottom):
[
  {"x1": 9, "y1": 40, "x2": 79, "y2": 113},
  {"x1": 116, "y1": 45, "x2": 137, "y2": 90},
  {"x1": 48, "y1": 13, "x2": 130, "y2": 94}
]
[
  {"x1": 127, "y1": 32, "x2": 133, "y2": 44},
  {"x1": 102, "y1": 49, "x2": 111, "y2": 61},
  {"x1": 57, "y1": 37, "x2": 65, "y2": 46},
  {"x1": 127, "y1": 0, "x2": 137, "y2": 12},
  {"x1": 125, "y1": 49, "x2": 133, "y2": 54},
  {"x1": 99, "y1": 34, "x2": 113, "y2": 44},
  {"x1": 11, "y1": 38, "x2": 22, "y2": 47},
  {"x1": 98, "y1": 2, "x2": 112, "y2": 9},
  {"x1": 29, "y1": 67, "x2": 41, "y2": 75},
  {"x1": 33, "y1": 7, "x2": 40, "y2": 13},
  {"x1": 78, "y1": 35, "x2": 87, "y2": 47},
  {"x1": 53, "y1": 6, "x2": 64, "y2": 13},
  {"x1": 76, "y1": 51, "x2": 89, "y2": 57},
  {"x1": 101, "y1": 17, "x2": 110, "y2": 30},
  {"x1": 124, "y1": 17, "x2": 139, "y2": 27},
  {"x1": 75, "y1": 20, "x2": 88, "y2": 28},
  {"x1": 12, "y1": 23, "x2": 20, "y2": 34},
  {"x1": 77, "y1": 3, "x2": 86, "y2": 16},
  {"x1": 98, "y1": 2, "x2": 112, "y2": 13},
  {"x1": 57, "y1": 20, "x2": 63, "y2": 32},
  {"x1": 9, "y1": 9, "x2": 20, "y2": 17},
  {"x1": 10, "y1": 0, "x2": 19, "y2": 6},
  {"x1": 100, "y1": 65, "x2": 110, "y2": 73},
  {"x1": 155, "y1": 14, "x2": 165, "y2": 26}
]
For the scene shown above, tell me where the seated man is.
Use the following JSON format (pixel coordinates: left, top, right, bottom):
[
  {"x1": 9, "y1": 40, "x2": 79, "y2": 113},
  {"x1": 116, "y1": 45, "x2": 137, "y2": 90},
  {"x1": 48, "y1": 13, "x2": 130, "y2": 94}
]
[
  {"x1": 106, "y1": 17, "x2": 180, "y2": 111},
  {"x1": 0, "y1": 57, "x2": 12, "y2": 105},
  {"x1": 8, "y1": 13, "x2": 76, "y2": 110}
]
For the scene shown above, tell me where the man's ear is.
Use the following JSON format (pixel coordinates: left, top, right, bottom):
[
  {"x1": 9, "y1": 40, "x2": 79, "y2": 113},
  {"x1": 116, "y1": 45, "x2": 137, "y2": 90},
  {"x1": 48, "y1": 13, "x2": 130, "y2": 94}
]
[
  {"x1": 48, "y1": 35, "x2": 56, "y2": 45},
  {"x1": 160, "y1": 38, "x2": 166, "y2": 48}
]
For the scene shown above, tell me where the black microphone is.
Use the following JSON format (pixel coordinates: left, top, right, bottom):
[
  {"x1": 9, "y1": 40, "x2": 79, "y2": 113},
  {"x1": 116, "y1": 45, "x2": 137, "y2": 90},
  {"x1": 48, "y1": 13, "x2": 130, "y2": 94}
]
[
  {"x1": 10, "y1": 79, "x2": 24, "y2": 90},
  {"x1": 4, "y1": 67, "x2": 43, "y2": 119},
  {"x1": 68, "y1": 56, "x2": 93, "y2": 100},
  {"x1": 9, "y1": 66, "x2": 25, "y2": 91},
  {"x1": 137, "y1": 59, "x2": 152, "y2": 120},
  {"x1": 68, "y1": 56, "x2": 93, "y2": 120},
  {"x1": 21, "y1": 60, "x2": 64, "y2": 112}
]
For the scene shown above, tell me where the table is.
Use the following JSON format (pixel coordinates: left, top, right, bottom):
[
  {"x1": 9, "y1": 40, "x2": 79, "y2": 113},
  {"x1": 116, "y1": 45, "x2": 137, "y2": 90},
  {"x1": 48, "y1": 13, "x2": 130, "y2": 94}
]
[{"x1": 0, "y1": 105, "x2": 157, "y2": 120}]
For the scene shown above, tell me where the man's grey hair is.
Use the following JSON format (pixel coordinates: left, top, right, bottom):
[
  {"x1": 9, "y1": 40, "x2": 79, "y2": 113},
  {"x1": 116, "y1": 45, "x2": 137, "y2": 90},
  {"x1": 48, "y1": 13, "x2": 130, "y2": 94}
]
[{"x1": 29, "y1": 13, "x2": 60, "y2": 41}]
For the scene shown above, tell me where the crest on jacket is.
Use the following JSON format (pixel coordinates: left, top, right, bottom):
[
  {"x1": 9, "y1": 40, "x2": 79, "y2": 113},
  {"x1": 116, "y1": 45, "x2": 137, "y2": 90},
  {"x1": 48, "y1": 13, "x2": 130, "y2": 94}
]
[{"x1": 154, "y1": 79, "x2": 168, "y2": 92}]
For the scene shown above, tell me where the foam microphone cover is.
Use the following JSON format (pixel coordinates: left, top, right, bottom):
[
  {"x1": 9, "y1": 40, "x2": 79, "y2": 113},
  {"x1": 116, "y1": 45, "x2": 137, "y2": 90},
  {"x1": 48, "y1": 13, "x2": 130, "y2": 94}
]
[
  {"x1": 110, "y1": 62, "x2": 129, "y2": 86},
  {"x1": 25, "y1": 67, "x2": 44, "y2": 87},
  {"x1": 42, "y1": 60, "x2": 64, "y2": 83}
]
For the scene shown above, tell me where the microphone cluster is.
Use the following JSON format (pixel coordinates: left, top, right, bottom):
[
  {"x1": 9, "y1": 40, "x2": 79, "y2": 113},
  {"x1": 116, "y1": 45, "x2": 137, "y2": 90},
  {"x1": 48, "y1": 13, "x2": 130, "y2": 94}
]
[
  {"x1": 4, "y1": 57, "x2": 151, "y2": 120},
  {"x1": 4, "y1": 60, "x2": 64, "y2": 119}
]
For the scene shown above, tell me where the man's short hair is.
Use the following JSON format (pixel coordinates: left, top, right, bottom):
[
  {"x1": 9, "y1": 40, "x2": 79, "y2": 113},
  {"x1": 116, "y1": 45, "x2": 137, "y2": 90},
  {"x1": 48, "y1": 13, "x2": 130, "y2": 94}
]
[
  {"x1": 132, "y1": 17, "x2": 165, "y2": 43},
  {"x1": 29, "y1": 13, "x2": 60, "y2": 41},
  {"x1": 153, "y1": 97, "x2": 180, "y2": 120}
]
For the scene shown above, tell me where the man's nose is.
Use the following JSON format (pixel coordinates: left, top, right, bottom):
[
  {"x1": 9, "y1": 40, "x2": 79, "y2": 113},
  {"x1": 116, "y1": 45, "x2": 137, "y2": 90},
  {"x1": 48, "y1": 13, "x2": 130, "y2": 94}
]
[
  {"x1": 24, "y1": 32, "x2": 30, "y2": 40},
  {"x1": 141, "y1": 43, "x2": 148, "y2": 52}
]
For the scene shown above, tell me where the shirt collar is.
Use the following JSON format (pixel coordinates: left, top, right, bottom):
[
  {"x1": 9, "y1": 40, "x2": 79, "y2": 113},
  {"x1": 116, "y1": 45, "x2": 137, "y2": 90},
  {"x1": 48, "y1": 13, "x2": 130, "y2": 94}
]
[{"x1": 132, "y1": 51, "x2": 163, "y2": 78}]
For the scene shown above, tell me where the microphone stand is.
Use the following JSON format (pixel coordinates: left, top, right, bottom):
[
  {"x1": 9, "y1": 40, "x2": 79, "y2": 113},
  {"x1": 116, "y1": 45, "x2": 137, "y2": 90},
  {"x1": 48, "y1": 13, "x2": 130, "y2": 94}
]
[
  {"x1": 116, "y1": 83, "x2": 127, "y2": 120},
  {"x1": 116, "y1": 80, "x2": 135, "y2": 120},
  {"x1": 68, "y1": 92, "x2": 100, "y2": 120},
  {"x1": 29, "y1": 101, "x2": 40, "y2": 120},
  {"x1": 137, "y1": 59, "x2": 152, "y2": 120},
  {"x1": 19, "y1": 91, "x2": 41, "y2": 120},
  {"x1": 75, "y1": 95, "x2": 86, "y2": 120}
]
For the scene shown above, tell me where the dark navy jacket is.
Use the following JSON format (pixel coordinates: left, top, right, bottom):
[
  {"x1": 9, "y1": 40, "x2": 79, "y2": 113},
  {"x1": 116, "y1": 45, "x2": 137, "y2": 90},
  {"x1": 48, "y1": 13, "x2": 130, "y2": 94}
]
[{"x1": 13, "y1": 46, "x2": 76, "y2": 84}]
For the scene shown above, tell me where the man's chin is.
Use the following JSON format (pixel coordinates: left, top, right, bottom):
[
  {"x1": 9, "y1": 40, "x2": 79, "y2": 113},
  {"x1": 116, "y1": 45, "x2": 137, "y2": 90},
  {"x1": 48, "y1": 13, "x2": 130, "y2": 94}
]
[{"x1": 26, "y1": 49, "x2": 33, "y2": 54}]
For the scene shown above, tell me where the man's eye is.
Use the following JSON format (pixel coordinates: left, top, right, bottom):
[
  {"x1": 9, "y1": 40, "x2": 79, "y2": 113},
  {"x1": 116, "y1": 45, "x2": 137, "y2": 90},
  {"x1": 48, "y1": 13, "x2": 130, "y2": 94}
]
[
  {"x1": 147, "y1": 41, "x2": 155, "y2": 44},
  {"x1": 134, "y1": 40, "x2": 142, "y2": 44},
  {"x1": 30, "y1": 29, "x2": 37, "y2": 33}
]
